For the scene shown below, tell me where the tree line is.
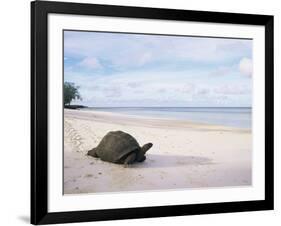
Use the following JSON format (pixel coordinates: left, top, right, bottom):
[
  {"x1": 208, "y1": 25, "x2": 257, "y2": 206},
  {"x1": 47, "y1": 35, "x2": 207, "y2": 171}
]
[{"x1": 64, "y1": 82, "x2": 82, "y2": 106}]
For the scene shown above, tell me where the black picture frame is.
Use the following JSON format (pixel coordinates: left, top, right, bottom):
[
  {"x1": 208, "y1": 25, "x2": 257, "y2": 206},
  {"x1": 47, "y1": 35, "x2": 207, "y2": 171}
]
[{"x1": 31, "y1": 0, "x2": 274, "y2": 224}]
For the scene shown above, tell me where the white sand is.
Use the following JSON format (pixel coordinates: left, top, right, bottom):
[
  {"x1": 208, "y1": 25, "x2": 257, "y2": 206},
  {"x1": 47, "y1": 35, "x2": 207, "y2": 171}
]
[{"x1": 64, "y1": 109, "x2": 252, "y2": 194}]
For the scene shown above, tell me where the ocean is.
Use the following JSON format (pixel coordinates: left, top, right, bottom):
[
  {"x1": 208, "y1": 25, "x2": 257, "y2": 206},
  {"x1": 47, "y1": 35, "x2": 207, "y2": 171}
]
[{"x1": 85, "y1": 107, "x2": 252, "y2": 129}]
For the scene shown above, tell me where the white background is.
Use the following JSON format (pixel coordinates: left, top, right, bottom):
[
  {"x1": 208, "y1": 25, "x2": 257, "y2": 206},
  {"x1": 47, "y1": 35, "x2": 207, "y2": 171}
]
[{"x1": 0, "y1": 0, "x2": 279, "y2": 225}]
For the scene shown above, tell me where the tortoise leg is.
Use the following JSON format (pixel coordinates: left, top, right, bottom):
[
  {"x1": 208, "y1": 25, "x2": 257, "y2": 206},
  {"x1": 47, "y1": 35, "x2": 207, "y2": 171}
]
[
  {"x1": 87, "y1": 148, "x2": 98, "y2": 158},
  {"x1": 124, "y1": 153, "x2": 137, "y2": 168}
]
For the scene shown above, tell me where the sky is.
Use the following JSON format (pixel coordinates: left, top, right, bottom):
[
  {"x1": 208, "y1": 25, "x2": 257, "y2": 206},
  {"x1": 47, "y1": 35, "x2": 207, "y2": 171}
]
[{"x1": 64, "y1": 30, "x2": 253, "y2": 107}]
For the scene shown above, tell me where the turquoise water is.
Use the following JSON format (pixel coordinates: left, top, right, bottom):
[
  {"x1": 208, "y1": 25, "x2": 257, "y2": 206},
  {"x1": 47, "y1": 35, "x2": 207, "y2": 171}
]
[{"x1": 85, "y1": 107, "x2": 252, "y2": 129}]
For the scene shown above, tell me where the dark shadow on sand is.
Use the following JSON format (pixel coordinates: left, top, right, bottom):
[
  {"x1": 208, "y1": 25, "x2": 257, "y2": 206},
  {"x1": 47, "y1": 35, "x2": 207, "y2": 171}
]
[{"x1": 134, "y1": 154, "x2": 213, "y2": 168}]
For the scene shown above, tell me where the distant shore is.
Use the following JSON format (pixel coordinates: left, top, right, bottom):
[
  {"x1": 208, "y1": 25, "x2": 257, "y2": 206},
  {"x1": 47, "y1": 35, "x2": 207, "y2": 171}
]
[
  {"x1": 64, "y1": 109, "x2": 252, "y2": 194},
  {"x1": 64, "y1": 105, "x2": 88, "y2": 110}
]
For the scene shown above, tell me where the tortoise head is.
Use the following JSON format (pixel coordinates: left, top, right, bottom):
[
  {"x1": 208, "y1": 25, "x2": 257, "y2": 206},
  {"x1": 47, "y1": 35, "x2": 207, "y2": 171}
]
[{"x1": 136, "y1": 143, "x2": 153, "y2": 162}]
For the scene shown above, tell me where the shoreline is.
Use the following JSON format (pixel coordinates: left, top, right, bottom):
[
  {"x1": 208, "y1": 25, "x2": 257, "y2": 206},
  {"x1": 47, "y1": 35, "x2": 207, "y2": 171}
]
[
  {"x1": 64, "y1": 109, "x2": 252, "y2": 194},
  {"x1": 65, "y1": 109, "x2": 251, "y2": 133}
]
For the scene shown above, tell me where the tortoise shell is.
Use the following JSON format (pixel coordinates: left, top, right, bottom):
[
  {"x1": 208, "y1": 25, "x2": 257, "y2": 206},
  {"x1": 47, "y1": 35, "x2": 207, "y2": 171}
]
[{"x1": 94, "y1": 131, "x2": 141, "y2": 163}]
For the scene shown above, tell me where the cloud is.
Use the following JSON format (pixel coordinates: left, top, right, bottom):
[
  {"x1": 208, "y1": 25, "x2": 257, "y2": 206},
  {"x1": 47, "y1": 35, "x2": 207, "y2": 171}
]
[
  {"x1": 78, "y1": 57, "x2": 102, "y2": 70},
  {"x1": 214, "y1": 84, "x2": 251, "y2": 95},
  {"x1": 181, "y1": 83, "x2": 195, "y2": 93},
  {"x1": 157, "y1": 88, "x2": 167, "y2": 93},
  {"x1": 196, "y1": 88, "x2": 210, "y2": 95},
  {"x1": 127, "y1": 82, "x2": 142, "y2": 88},
  {"x1": 103, "y1": 86, "x2": 122, "y2": 98},
  {"x1": 239, "y1": 57, "x2": 252, "y2": 76},
  {"x1": 137, "y1": 52, "x2": 153, "y2": 66},
  {"x1": 65, "y1": 67, "x2": 252, "y2": 107},
  {"x1": 209, "y1": 66, "x2": 232, "y2": 77},
  {"x1": 64, "y1": 31, "x2": 252, "y2": 73}
]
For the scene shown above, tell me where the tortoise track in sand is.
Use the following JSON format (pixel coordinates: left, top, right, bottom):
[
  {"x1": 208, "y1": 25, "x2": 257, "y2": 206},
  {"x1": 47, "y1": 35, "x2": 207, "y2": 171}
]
[{"x1": 64, "y1": 119, "x2": 84, "y2": 153}]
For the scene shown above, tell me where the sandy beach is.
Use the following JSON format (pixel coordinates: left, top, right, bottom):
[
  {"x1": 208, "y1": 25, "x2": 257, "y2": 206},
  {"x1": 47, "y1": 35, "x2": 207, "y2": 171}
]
[{"x1": 64, "y1": 109, "x2": 252, "y2": 194}]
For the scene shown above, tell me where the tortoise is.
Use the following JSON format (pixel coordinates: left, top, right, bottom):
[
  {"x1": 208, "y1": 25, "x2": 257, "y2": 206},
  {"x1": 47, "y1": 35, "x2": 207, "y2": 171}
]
[{"x1": 87, "y1": 131, "x2": 153, "y2": 167}]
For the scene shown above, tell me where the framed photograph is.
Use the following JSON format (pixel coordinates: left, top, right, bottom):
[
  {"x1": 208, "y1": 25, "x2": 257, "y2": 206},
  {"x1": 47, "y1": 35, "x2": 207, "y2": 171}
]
[{"x1": 31, "y1": 0, "x2": 274, "y2": 224}]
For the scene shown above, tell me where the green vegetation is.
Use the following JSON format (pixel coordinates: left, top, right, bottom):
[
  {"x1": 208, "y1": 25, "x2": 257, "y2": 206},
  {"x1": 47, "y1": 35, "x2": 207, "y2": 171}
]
[{"x1": 64, "y1": 82, "x2": 82, "y2": 106}]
